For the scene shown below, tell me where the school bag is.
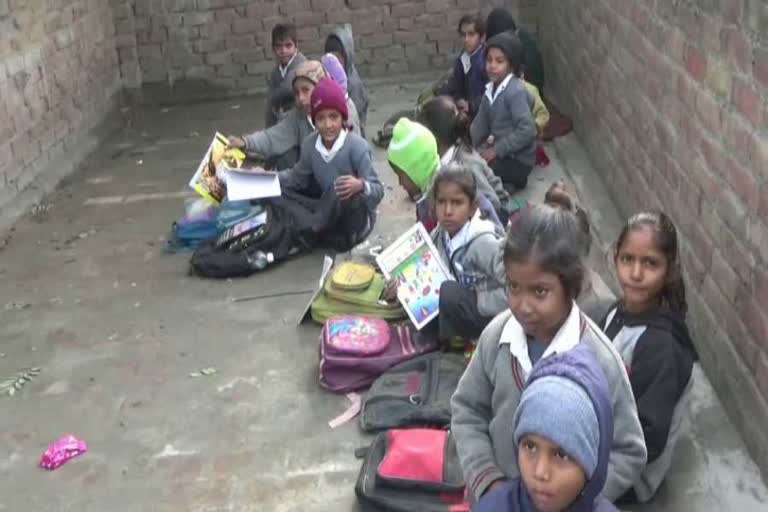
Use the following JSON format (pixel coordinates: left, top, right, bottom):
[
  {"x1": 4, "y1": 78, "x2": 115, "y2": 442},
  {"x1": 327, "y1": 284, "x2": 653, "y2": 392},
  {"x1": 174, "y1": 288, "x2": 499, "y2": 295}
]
[
  {"x1": 166, "y1": 200, "x2": 265, "y2": 253},
  {"x1": 355, "y1": 428, "x2": 469, "y2": 512},
  {"x1": 310, "y1": 262, "x2": 406, "y2": 324},
  {"x1": 360, "y1": 352, "x2": 466, "y2": 432},
  {"x1": 319, "y1": 316, "x2": 438, "y2": 393},
  {"x1": 190, "y1": 203, "x2": 300, "y2": 278}
]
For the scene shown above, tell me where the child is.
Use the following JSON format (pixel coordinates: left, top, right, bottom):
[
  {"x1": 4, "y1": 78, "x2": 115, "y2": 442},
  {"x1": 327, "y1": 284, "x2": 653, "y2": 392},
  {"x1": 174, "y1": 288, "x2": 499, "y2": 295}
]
[
  {"x1": 276, "y1": 78, "x2": 383, "y2": 251},
  {"x1": 418, "y1": 96, "x2": 510, "y2": 219},
  {"x1": 387, "y1": 118, "x2": 503, "y2": 230},
  {"x1": 485, "y1": 7, "x2": 545, "y2": 94},
  {"x1": 602, "y1": 212, "x2": 698, "y2": 503},
  {"x1": 439, "y1": 14, "x2": 488, "y2": 117},
  {"x1": 320, "y1": 53, "x2": 362, "y2": 135},
  {"x1": 451, "y1": 203, "x2": 647, "y2": 503},
  {"x1": 264, "y1": 23, "x2": 307, "y2": 128},
  {"x1": 325, "y1": 24, "x2": 369, "y2": 136},
  {"x1": 471, "y1": 31, "x2": 537, "y2": 191},
  {"x1": 430, "y1": 164, "x2": 507, "y2": 343},
  {"x1": 475, "y1": 344, "x2": 619, "y2": 512}
]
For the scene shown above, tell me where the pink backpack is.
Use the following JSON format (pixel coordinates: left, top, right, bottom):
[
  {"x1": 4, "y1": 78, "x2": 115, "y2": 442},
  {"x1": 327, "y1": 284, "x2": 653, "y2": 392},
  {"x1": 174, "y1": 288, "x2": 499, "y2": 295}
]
[{"x1": 319, "y1": 316, "x2": 438, "y2": 393}]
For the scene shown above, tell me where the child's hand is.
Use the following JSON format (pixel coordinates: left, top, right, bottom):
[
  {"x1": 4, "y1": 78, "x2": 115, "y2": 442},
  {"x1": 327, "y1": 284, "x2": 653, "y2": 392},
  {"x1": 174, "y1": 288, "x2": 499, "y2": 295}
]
[
  {"x1": 227, "y1": 135, "x2": 246, "y2": 149},
  {"x1": 480, "y1": 146, "x2": 496, "y2": 163},
  {"x1": 456, "y1": 99, "x2": 469, "y2": 114},
  {"x1": 335, "y1": 176, "x2": 364, "y2": 201}
]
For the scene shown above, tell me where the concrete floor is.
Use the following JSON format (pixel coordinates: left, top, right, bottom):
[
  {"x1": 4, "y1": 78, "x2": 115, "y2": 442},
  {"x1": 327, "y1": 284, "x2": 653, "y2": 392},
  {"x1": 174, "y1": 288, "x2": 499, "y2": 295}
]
[{"x1": 0, "y1": 81, "x2": 766, "y2": 511}]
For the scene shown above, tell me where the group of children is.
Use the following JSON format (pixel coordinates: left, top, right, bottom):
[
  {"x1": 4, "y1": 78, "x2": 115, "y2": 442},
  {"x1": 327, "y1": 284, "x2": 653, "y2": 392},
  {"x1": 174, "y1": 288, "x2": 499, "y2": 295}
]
[{"x1": 221, "y1": 10, "x2": 698, "y2": 512}]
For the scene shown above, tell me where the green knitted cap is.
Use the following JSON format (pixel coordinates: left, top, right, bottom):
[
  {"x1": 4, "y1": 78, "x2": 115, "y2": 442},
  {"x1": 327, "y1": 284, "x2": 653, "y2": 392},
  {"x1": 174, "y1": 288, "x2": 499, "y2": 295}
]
[{"x1": 387, "y1": 118, "x2": 440, "y2": 192}]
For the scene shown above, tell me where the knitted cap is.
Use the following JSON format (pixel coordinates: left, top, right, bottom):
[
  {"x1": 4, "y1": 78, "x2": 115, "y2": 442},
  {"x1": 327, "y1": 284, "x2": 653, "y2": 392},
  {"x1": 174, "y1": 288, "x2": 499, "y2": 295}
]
[
  {"x1": 514, "y1": 375, "x2": 600, "y2": 478},
  {"x1": 486, "y1": 7, "x2": 516, "y2": 39},
  {"x1": 486, "y1": 31, "x2": 523, "y2": 72},
  {"x1": 387, "y1": 118, "x2": 440, "y2": 193},
  {"x1": 293, "y1": 60, "x2": 326, "y2": 86},
  {"x1": 321, "y1": 53, "x2": 348, "y2": 94},
  {"x1": 311, "y1": 77, "x2": 349, "y2": 121}
]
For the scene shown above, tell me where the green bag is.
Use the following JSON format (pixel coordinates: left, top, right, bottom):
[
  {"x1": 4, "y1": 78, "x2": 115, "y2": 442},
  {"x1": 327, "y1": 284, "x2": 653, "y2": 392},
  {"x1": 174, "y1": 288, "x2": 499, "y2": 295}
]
[{"x1": 310, "y1": 264, "x2": 406, "y2": 324}]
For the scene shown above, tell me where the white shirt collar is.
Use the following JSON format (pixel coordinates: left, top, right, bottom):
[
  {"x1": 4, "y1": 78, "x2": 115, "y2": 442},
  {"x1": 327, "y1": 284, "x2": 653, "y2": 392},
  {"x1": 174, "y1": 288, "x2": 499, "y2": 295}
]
[
  {"x1": 484, "y1": 73, "x2": 514, "y2": 105},
  {"x1": 443, "y1": 218, "x2": 472, "y2": 257},
  {"x1": 315, "y1": 129, "x2": 347, "y2": 163},
  {"x1": 279, "y1": 53, "x2": 297, "y2": 78},
  {"x1": 460, "y1": 45, "x2": 483, "y2": 74},
  {"x1": 498, "y1": 302, "x2": 583, "y2": 377},
  {"x1": 307, "y1": 115, "x2": 315, "y2": 130},
  {"x1": 440, "y1": 145, "x2": 457, "y2": 166}
]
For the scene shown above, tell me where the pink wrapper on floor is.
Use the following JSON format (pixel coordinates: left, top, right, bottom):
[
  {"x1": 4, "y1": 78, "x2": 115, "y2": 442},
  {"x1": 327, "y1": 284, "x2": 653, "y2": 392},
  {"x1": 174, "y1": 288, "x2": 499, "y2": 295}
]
[{"x1": 39, "y1": 434, "x2": 88, "y2": 470}]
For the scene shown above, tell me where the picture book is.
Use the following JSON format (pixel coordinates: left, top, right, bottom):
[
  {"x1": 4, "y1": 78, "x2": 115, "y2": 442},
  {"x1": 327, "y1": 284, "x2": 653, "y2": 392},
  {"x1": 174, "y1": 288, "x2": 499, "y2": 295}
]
[{"x1": 188, "y1": 132, "x2": 246, "y2": 205}]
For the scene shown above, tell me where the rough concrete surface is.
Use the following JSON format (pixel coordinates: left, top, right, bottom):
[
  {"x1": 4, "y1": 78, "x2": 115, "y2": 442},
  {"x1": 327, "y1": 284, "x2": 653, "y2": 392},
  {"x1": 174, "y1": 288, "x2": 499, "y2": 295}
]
[{"x1": 0, "y1": 82, "x2": 766, "y2": 511}]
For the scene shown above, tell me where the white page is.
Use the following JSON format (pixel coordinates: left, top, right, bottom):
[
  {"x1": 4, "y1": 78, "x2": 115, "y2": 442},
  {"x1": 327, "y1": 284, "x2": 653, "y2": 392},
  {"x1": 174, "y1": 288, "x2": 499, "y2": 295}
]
[{"x1": 225, "y1": 169, "x2": 281, "y2": 201}]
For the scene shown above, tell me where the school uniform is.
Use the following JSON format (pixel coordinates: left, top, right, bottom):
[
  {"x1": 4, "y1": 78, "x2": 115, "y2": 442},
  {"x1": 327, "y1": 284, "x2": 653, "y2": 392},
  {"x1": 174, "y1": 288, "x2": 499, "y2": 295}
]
[
  {"x1": 440, "y1": 44, "x2": 488, "y2": 116},
  {"x1": 327, "y1": 25, "x2": 369, "y2": 136},
  {"x1": 470, "y1": 73, "x2": 537, "y2": 189},
  {"x1": 432, "y1": 210, "x2": 507, "y2": 340},
  {"x1": 264, "y1": 51, "x2": 307, "y2": 128},
  {"x1": 442, "y1": 144, "x2": 510, "y2": 219},
  {"x1": 602, "y1": 304, "x2": 697, "y2": 502},
  {"x1": 451, "y1": 304, "x2": 647, "y2": 501}
]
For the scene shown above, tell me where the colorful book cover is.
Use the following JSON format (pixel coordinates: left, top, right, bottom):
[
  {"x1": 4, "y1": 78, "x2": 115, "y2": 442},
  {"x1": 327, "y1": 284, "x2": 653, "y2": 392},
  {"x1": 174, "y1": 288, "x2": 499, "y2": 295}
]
[
  {"x1": 376, "y1": 223, "x2": 453, "y2": 330},
  {"x1": 188, "y1": 132, "x2": 245, "y2": 205}
]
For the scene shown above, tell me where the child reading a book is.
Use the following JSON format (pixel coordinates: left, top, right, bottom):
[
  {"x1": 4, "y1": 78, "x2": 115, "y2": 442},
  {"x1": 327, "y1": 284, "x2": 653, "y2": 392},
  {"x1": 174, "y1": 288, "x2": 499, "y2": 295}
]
[{"x1": 276, "y1": 77, "x2": 383, "y2": 251}]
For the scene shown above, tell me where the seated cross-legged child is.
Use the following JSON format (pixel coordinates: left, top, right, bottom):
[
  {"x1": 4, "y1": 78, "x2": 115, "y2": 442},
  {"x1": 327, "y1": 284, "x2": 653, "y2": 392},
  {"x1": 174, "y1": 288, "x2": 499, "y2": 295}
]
[
  {"x1": 429, "y1": 164, "x2": 507, "y2": 344},
  {"x1": 320, "y1": 53, "x2": 362, "y2": 136},
  {"x1": 451, "y1": 203, "x2": 647, "y2": 504},
  {"x1": 387, "y1": 118, "x2": 503, "y2": 230},
  {"x1": 475, "y1": 344, "x2": 620, "y2": 512},
  {"x1": 439, "y1": 14, "x2": 488, "y2": 118},
  {"x1": 325, "y1": 24, "x2": 369, "y2": 136},
  {"x1": 277, "y1": 78, "x2": 383, "y2": 251},
  {"x1": 471, "y1": 31, "x2": 537, "y2": 192},
  {"x1": 418, "y1": 96, "x2": 511, "y2": 219},
  {"x1": 602, "y1": 212, "x2": 698, "y2": 504},
  {"x1": 229, "y1": 61, "x2": 326, "y2": 171},
  {"x1": 264, "y1": 23, "x2": 307, "y2": 128}
]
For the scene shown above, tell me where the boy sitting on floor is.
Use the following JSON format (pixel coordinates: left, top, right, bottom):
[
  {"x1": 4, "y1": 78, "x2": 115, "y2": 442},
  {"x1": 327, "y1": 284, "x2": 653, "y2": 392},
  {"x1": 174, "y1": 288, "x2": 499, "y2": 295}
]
[{"x1": 439, "y1": 13, "x2": 488, "y2": 118}]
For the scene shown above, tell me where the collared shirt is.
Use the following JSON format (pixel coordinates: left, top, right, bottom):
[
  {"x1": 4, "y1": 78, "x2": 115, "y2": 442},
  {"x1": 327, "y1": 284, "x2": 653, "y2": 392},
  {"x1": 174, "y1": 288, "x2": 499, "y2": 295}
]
[
  {"x1": 484, "y1": 73, "x2": 514, "y2": 105},
  {"x1": 307, "y1": 115, "x2": 315, "y2": 130},
  {"x1": 498, "y1": 302, "x2": 582, "y2": 377},
  {"x1": 279, "y1": 53, "x2": 297, "y2": 78},
  {"x1": 460, "y1": 45, "x2": 482, "y2": 74},
  {"x1": 440, "y1": 145, "x2": 457, "y2": 167},
  {"x1": 315, "y1": 129, "x2": 347, "y2": 163},
  {"x1": 443, "y1": 219, "x2": 472, "y2": 259}
]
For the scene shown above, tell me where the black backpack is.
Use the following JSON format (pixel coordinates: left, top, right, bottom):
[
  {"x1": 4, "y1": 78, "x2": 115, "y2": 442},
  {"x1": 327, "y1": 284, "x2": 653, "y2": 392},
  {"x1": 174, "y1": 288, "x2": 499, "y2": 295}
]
[
  {"x1": 355, "y1": 428, "x2": 469, "y2": 512},
  {"x1": 360, "y1": 353, "x2": 466, "y2": 432},
  {"x1": 190, "y1": 203, "x2": 300, "y2": 278}
]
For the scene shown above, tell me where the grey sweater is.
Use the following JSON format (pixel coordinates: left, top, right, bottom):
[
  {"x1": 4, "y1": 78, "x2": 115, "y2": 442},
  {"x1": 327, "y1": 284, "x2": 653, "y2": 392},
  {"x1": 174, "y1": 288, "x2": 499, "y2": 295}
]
[
  {"x1": 470, "y1": 76, "x2": 537, "y2": 166},
  {"x1": 451, "y1": 306, "x2": 647, "y2": 502},
  {"x1": 264, "y1": 52, "x2": 307, "y2": 127},
  {"x1": 279, "y1": 131, "x2": 383, "y2": 232}
]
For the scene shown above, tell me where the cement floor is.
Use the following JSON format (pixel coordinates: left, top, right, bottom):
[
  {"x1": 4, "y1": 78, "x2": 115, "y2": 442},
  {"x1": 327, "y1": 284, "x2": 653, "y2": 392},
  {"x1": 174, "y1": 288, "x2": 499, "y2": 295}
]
[{"x1": 0, "y1": 82, "x2": 766, "y2": 511}]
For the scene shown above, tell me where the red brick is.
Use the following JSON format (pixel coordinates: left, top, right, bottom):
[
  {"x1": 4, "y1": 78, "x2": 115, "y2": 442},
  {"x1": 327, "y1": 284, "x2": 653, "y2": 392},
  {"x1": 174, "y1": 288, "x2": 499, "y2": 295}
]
[
  {"x1": 732, "y1": 78, "x2": 764, "y2": 127},
  {"x1": 721, "y1": 27, "x2": 752, "y2": 74},
  {"x1": 391, "y1": 3, "x2": 422, "y2": 18},
  {"x1": 695, "y1": 89, "x2": 722, "y2": 134},
  {"x1": 684, "y1": 44, "x2": 707, "y2": 81},
  {"x1": 724, "y1": 156, "x2": 760, "y2": 212},
  {"x1": 754, "y1": 48, "x2": 768, "y2": 90},
  {"x1": 724, "y1": 114, "x2": 754, "y2": 164}
]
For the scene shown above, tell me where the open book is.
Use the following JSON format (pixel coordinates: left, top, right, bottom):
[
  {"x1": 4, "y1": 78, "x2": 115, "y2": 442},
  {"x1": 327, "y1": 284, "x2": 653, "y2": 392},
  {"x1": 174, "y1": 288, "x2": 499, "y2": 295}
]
[{"x1": 189, "y1": 132, "x2": 246, "y2": 205}]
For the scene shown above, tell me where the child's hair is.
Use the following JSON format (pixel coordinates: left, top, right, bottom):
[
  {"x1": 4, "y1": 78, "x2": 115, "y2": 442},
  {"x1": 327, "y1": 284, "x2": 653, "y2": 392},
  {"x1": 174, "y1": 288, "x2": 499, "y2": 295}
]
[
  {"x1": 544, "y1": 182, "x2": 591, "y2": 256},
  {"x1": 504, "y1": 204, "x2": 586, "y2": 300},
  {"x1": 485, "y1": 7, "x2": 517, "y2": 39},
  {"x1": 458, "y1": 13, "x2": 486, "y2": 35},
  {"x1": 272, "y1": 23, "x2": 297, "y2": 47},
  {"x1": 430, "y1": 163, "x2": 478, "y2": 205},
  {"x1": 417, "y1": 96, "x2": 472, "y2": 149},
  {"x1": 615, "y1": 211, "x2": 687, "y2": 316}
]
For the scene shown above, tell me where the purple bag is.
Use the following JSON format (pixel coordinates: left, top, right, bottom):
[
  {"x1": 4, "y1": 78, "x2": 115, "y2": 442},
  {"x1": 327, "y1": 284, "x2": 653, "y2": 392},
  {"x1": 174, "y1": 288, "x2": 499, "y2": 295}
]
[{"x1": 319, "y1": 316, "x2": 438, "y2": 393}]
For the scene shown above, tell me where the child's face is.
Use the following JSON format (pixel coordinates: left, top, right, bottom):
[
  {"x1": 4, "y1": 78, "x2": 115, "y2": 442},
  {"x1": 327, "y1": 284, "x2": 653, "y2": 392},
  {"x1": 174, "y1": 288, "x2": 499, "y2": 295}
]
[
  {"x1": 293, "y1": 78, "x2": 315, "y2": 116},
  {"x1": 460, "y1": 22, "x2": 483, "y2": 54},
  {"x1": 434, "y1": 181, "x2": 474, "y2": 237},
  {"x1": 486, "y1": 47, "x2": 512, "y2": 84},
  {"x1": 506, "y1": 259, "x2": 570, "y2": 343},
  {"x1": 615, "y1": 226, "x2": 669, "y2": 313},
  {"x1": 273, "y1": 38, "x2": 297, "y2": 66},
  {"x1": 315, "y1": 109, "x2": 343, "y2": 146},
  {"x1": 518, "y1": 434, "x2": 587, "y2": 512},
  {"x1": 390, "y1": 163, "x2": 421, "y2": 200}
]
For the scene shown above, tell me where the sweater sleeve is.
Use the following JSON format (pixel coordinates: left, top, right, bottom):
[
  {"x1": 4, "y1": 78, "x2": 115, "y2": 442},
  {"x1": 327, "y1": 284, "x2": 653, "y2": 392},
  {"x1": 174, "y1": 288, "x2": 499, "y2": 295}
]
[
  {"x1": 630, "y1": 329, "x2": 694, "y2": 463},
  {"x1": 451, "y1": 326, "x2": 507, "y2": 500},
  {"x1": 351, "y1": 141, "x2": 384, "y2": 211},
  {"x1": 470, "y1": 236, "x2": 509, "y2": 318},
  {"x1": 278, "y1": 138, "x2": 314, "y2": 194},
  {"x1": 470, "y1": 99, "x2": 491, "y2": 148},
  {"x1": 439, "y1": 58, "x2": 465, "y2": 99},
  {"x1": 243, "y1": 109, "x2": 301, "y2": 159},
  {"x1": 492, "y1": 88, "x2": 536, "y2": 160}
]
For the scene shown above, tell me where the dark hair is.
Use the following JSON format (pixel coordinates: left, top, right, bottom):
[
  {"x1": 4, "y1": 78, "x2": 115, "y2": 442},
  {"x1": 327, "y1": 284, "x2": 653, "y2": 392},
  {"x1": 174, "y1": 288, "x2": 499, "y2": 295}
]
[
  {"x1": 458, "y1": 14, "x2": 486, "y2": 35},
  {"x1": 486, "y1": 7, "x2": 517, "y2": 39},
  {"x1": 615, "y1": 211, "x2": 687, "y2": 316},
  {"x1": 504, "y1": 204, "x2": 586, "y2": 301},
  {"x1": 430, "y1": 163, "x2": 478, "y2": 204},
  {"x1": 272, "y1": 23, "x2": 297, "y2": 47},
  {"x1": 487, "y1": 31, "x2": 524, "y2": 76},
  {"x1": 544, "y1": 182, "x2": 591, "y2": 256},
  {"x1": 417, "y1": 96, "x2": 471, "y2": 149}
]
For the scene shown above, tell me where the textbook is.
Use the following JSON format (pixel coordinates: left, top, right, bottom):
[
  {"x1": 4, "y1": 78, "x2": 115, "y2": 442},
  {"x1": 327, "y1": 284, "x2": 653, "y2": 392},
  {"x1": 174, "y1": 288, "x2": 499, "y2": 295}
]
[{"x1": 188, "y1": 132, "x2": 246, "y2": 205}]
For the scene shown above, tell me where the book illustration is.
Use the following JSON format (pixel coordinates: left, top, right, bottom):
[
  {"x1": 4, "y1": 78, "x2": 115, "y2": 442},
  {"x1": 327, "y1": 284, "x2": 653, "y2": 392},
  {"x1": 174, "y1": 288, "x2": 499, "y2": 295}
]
[{"x1": 188, "y1": 132, "x2": 246, "y2": 205}]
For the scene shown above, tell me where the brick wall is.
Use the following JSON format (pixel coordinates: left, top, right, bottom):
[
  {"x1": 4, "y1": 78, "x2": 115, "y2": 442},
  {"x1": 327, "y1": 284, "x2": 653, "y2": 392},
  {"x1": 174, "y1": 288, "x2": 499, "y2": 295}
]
[
  {"x1": 540, "y1": 0, "x2": 768, "y2": 476},
  {"x1": 0, "y1": 0, "x2": 121, "y2": 216},
  {"x1": 114, "y1": 0, "x2": 527, "y2": 95}
]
